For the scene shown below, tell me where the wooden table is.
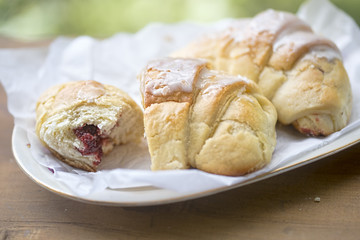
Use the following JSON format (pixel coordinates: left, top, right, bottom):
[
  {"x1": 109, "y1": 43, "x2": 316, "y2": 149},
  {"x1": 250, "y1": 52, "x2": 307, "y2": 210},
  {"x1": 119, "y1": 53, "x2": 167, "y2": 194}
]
[{"x1": 1, "y1": 38, "x2": 360, "y2": 240}]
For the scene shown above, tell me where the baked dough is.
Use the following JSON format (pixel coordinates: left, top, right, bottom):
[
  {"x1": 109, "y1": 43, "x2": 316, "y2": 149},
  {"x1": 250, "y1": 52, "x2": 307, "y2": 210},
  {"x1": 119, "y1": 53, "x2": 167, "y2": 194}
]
[
  {"x1": 173, "y1": 9, "x2": 352, "y2": 136},
  {"x1": 139, "y1": 57, "x2": 277, "y2": 176},
  {"x1": 35, "y1": 80, "x2": 144, "y2": 172}
]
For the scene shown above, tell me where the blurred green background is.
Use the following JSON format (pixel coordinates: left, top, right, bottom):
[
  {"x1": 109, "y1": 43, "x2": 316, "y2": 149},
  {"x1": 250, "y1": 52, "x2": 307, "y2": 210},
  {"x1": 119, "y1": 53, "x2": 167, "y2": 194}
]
[{"x1": 0, "y1": 0, "x2": 359, "y2": 40}]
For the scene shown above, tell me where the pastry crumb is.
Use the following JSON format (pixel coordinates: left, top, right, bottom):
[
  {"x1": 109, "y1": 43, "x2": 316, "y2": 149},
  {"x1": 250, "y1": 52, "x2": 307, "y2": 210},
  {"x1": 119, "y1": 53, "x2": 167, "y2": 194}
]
[{"x1": 26, "y1": 143, "x2": 31, "y2": 148}]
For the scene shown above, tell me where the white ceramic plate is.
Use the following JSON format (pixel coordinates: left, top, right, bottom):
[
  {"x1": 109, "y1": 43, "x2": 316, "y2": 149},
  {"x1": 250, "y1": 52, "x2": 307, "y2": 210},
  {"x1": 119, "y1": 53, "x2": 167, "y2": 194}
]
[{"x1": 12, "y1": 125, "x2": 360, "y2": 207}]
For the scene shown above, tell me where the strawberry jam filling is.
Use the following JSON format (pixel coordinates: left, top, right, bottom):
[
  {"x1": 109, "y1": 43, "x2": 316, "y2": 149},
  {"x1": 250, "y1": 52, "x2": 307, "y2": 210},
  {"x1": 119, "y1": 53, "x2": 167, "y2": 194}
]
[{"x1": 74, "y1": 124, "x2": 103, "y2": 164}]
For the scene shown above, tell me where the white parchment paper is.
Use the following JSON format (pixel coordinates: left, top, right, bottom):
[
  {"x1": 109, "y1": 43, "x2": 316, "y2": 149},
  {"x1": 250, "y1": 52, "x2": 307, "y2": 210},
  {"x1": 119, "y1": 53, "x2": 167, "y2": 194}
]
[{"x1": 1, "y1": 0, "x2": 359, "y2": 196}]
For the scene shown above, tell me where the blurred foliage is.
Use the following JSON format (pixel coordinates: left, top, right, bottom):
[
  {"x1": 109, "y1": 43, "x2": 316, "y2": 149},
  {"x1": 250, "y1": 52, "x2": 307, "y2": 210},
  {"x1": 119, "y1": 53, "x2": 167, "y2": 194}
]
[{"x1": 0, "y1": 0, "x2": 359, "y2": 40}]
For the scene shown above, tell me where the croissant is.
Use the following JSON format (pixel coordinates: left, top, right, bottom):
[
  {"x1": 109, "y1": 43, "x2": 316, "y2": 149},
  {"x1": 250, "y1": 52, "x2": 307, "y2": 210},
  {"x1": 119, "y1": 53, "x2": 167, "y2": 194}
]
[
  {"x1": 138, "y1": 57, "x2": 277, "y2": 176},
  {"x1": 173, "y1": 9, "x2": 352, "y2": 136},
  {"x1": 35, "y1": 80, "x2": 144, "y2": 172}
]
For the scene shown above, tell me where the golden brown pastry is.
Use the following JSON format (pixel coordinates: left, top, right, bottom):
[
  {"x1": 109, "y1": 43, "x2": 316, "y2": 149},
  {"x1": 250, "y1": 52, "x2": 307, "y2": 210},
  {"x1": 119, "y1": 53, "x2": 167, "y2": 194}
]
[
  {"x1": 173, "y1": 9, "x2": 352, "y2": 136},
  {"x1": 139, "y1": 57, "x2": 277, "y2": 176},
  {"x1": 35, "y1": 80, "x2": 144, "y2": 172}
]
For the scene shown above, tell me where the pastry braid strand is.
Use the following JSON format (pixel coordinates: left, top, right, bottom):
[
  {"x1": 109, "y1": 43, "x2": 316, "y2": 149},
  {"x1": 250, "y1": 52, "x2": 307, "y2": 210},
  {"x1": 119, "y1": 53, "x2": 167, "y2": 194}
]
[
  {"x1": 139, "y1": 57, "x2": 277, "y2": 176},
  {"x1": 173, "y1": 9, "x2": 352, "y2": 136}
]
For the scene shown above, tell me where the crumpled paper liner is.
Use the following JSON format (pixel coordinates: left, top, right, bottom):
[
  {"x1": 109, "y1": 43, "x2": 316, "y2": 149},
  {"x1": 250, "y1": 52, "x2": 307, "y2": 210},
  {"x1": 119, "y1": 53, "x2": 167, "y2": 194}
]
[{"x1": 1, "y1": 0, "x2": 359, "y2": 196}]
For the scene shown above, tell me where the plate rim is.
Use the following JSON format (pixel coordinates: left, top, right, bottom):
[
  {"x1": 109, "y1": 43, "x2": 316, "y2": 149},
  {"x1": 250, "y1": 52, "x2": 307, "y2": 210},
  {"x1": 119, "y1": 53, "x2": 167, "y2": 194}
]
[{"x1": 12, "y1": 125, "x2": 360, "y2": 207}]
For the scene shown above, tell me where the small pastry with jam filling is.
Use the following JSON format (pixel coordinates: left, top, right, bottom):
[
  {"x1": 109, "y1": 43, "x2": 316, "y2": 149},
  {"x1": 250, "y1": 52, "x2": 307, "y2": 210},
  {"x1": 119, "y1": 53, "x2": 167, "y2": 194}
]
[{"x1": 35, "y1": 80, "x2": 144, "y2": 172}]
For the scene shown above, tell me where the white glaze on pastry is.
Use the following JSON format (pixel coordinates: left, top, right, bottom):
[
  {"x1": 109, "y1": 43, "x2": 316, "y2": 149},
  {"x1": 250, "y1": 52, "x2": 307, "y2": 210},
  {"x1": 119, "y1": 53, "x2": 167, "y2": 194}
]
[
  {"x1": 139, "y1": 57, "x2": 277, "y2": 176},
  {"x1": 173, "y1": 9, "x2": 352, "y2": 136}
]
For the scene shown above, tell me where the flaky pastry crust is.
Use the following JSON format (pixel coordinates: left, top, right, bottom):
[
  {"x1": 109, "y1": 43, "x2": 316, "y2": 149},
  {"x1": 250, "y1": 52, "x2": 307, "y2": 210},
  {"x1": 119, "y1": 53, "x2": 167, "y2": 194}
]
[
  {"x1": 139, "y1": 58, "x2": 277, "y2": 176},
  {"x1": 173, "y1": 9, "x2": 352, "y2": 136},
  {"x1": 36, "y1": 80, "x2": 144, "y2": 171}
]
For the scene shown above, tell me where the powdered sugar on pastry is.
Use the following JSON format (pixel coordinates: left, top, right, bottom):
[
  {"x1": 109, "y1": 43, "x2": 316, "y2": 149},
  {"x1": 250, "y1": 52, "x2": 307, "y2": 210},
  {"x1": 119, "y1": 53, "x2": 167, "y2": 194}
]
[
  {"x1": 301, "y1": 45, "x2": 342, "y2": 62},
  {"x1": 198, "y1": 69, "x2": 249, "y2": 96},
  {"x1": 144, "y1": 58, "x2": 207, "y2": 96},
  {"x1": 173, "y1": 9, "x2": 352, "y2": 137},
  {"x1": 139, "y1": 57, "x2": 277, "y2": 176}
]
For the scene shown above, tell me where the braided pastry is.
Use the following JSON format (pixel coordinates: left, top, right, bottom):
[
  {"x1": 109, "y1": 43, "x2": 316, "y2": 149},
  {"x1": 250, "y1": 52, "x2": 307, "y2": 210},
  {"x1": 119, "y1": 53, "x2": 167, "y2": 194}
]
[
  {"x1": 173, "y1": 9, "x2": 352, "y2": 136},
  {"x1": 139, "y1": 57, "x2": 277, "y2": 176}
]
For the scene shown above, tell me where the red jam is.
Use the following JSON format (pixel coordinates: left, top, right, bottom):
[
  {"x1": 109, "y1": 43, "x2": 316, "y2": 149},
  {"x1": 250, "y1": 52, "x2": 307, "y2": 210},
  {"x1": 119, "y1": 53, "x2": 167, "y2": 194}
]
[
  {"x1": 73, "y1": 124, "x2": 103, "y2": 161},
  {"x1": 300, "y1": 127, "x2": 325, "y2": 137}
]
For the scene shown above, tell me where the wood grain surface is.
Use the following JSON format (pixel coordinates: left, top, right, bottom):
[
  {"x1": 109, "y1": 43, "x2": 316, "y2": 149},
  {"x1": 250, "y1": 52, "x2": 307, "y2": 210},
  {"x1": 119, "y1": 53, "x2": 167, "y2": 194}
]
[{"x1": 0, "y1": 38, "x2": 359, "y2": 240}]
